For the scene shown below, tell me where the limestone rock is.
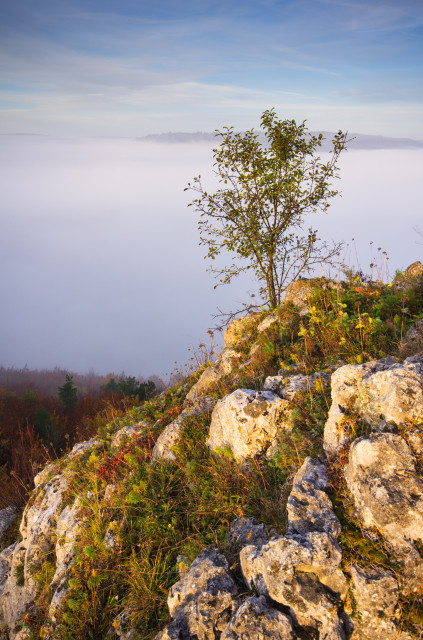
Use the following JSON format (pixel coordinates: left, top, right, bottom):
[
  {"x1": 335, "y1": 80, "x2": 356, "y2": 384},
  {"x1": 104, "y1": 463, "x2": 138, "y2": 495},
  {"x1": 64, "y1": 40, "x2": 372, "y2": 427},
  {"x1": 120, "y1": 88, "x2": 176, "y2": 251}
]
[
  {"x1": 224, "y1": 314, "x2": 259, "y2": 349},
  {"x1": 0, "y1": 469, "x2": 69, "y2": 636},
  {"x1": 393, "y1": 261, "x2": 423, "y2": 292},
  {"x1": 283, "y1": 279, "x2": 316, "y2": 315},
  {"x1": 345, "y1": 432, "x2": 423, "y2": 591},
  {"x1": 257, "y1": 314, "x2": 278, "y2": 332},
  {"x1": 240, "y1": 458, "x2": 347, "y2": 639},
  {"x1": 349, "y1": 564, "x2": 399, "y2": 640},
  {"x1": 324, "y1": 356, "x2": 423, "y2": 454},
  {"x1": 156, "y1": 548, "x2": 238, "y2": 640},
  {"x1": 401, "y1": 318, "x2": 423, "y2": 357},
  {"x1": 264, "y1": 371, "x2": 331, "y2": 399},
  {"x1": 186, "y1": 349, "x2": 243, "y2": 401},
  {"x1": 0, "y1": 435, "x2": 101, "y2": 637},
  {"x1": 207, "y1": 388, "x2": 289, "y2": 462},
  {"x1": 152, "y1": 417, "x2": 184, "y2": 462},
  {"x1": 226, "y1": 516, "x2": 276, "y2": 554},
  {"x1": 111, "y1": 422, "x2": 149, "y2": 449},
  {"x1": 220, "y1": 595, "x2": 294, "y2": 639},
  {"x1": 153, "y1": 396, "x2": 216, "y2": 461}
]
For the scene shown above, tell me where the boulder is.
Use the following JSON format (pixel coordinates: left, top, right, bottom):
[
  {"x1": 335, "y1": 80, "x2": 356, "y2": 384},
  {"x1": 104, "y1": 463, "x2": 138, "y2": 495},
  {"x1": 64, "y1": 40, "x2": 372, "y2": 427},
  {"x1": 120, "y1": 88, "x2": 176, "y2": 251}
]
[
  {"x1": 186, "y1": 349, "x2": 243, "y2": 401},
  {"x1": 240, "y1": 458, "x2": 347, "y2": 639},
  {"x1": 257, "y1": 313, "x2": 278, "y2": 332},
  {"x1": 110, "y1": 422, "x2": 150, "y2": 449},
  {"x1": 155, "y1": 548, "x2": 238, "y2": 640},
  {"x1": 400, "y1": 318, "x2": 423, "y2": 357},
  {"x1": 344, "y1": 432, "x2": 423, "y2": 591},
  {"x1": 264, "y1": 371, "x2": 331, "y2": 399},
  {"x1": 324, "y1": 356, "x2": 423, "y2": 454},
  {"x1": 224, "y1": 314, "x2": 259, "y2": 349},
  {"x1": 153, "y1": 396, "x2": 216, "y2": 461},
  {"x1": 207, "y1": 388, "x2": 289, "y2": 462},
  {"x1": 221, "y1": 595, "x2": 294, "y2": 640},
  {"x1": 283, "y1": 279, "x2": 316, "y2": 315},
  {"x1": 393, "y1": 261, "x2": 423, "y2": 292},
  {"x1": 349, "y1": 564, "x2": 399, "y2": 640}
]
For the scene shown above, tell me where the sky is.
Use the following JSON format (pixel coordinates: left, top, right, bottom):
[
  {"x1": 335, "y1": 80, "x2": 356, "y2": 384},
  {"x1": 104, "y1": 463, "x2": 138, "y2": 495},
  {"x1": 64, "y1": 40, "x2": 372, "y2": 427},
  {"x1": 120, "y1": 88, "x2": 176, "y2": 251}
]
[
  {"x1": 0, "y1": 1, "x2": 422, "y2": 379},
  {"x1": 1, "y1": 0, "x2": 423, "y2": 138}
]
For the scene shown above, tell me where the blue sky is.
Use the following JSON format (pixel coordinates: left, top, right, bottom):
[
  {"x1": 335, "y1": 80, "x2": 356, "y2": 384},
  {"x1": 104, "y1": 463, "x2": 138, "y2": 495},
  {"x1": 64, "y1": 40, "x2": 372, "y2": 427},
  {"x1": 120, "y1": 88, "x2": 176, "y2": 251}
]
[{"x1": 1, "y1": 0, "x2": 422, "y2": 137}]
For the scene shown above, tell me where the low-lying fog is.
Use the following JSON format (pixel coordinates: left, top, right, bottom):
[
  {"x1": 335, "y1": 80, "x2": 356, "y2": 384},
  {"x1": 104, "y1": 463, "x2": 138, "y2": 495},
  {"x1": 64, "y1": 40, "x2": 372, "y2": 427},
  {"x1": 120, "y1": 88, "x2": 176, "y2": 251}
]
[{"x1": 1, "y1": 135, "x2": 422, "y2": 378}]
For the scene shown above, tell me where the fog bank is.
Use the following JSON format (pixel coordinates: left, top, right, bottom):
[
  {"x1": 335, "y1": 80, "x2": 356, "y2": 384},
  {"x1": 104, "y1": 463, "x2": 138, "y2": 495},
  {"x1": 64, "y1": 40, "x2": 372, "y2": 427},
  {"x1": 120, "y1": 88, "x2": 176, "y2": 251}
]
[{"x1": 0, "y1": 135, "x2": 422, "y2": 377}]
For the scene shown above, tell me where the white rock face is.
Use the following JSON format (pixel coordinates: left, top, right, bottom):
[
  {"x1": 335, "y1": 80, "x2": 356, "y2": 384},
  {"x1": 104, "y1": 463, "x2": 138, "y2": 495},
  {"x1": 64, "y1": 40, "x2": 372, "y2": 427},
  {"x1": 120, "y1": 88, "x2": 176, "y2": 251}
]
[
  {"x1": 349, "y1": 564, "x2": 399, "y2": 640},
  {"x1": 111, "y1": 422, "x2": 149, "y2": 449},
  {"x1": 345, "y1": 432, "x2": 423, "y2": 591},
  {"x1": 152, "y1": 417, "x2": 185, "y2": 461},
  {"x1": 0, "y1": 469, "x2": 69, "y2": 637},
  {"x1": 156, "y1": 548, "x2": 239, "y2": 640},
  {"x1": 257, "y1": 313, "x2": 278, "y2": 332},
  {"x1": 185, "y1": 349, "x2": 243, "y2": 401},
  {"x1": 324, "y1": 356, "x2": 423, "y2": 454},
  {"x1": 224, "y1": 314, "x2": 259, "y2": 349},
  {"x1": 220, "y1": 595, "x2": 294, "y2": 640},
  {"x1": 264, "y1": 371, "x2": 331, "y2": 399},
  {"x1": 0, "y1": 437, "x2": 100, "y2": 638},
  {"x1": 240, "y1": 458, "x2": 347, "y2": 639},
  {"x1": 152, "y1": 396, "x2": 216, "y2": 461},
  {"x1": 207, "y1": 388, "x2": 289, "y2": 462}
]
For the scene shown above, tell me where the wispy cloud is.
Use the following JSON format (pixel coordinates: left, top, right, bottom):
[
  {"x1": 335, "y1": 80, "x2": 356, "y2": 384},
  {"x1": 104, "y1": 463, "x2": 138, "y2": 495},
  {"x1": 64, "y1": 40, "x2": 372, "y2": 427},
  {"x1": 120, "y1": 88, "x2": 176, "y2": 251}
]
[{"x1": 0, "y1": 0, "x2": 422, "y2": 137}]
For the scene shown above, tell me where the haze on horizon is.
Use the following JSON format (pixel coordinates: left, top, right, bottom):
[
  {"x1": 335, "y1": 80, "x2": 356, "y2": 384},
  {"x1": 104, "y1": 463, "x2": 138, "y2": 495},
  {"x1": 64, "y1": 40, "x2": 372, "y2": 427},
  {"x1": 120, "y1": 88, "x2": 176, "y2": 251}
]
[{"x1": 0, "y1": 0, "x2": 422, "y2": 378}]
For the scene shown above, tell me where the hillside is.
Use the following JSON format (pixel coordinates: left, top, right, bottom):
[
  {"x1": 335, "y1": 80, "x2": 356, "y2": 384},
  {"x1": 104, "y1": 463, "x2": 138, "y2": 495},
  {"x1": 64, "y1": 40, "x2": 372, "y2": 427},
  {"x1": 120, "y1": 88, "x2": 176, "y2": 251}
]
[{"x1": 0, "y1": 262, "x2": 423, "y2": 640}]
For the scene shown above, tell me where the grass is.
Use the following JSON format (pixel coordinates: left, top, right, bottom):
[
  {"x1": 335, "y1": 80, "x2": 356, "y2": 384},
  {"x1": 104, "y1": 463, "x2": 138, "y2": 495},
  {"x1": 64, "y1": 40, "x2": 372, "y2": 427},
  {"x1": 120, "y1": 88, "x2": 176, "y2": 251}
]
[{"x1": 10, "y1": 271, "x2": 423, "y2": 639}]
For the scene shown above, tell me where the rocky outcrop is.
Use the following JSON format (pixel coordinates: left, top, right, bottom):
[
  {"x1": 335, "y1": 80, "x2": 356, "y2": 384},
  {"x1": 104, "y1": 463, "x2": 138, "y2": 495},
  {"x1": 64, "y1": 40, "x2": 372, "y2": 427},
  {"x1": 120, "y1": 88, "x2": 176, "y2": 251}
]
[
  {"x1": 223, "y1": 314, "x2": 260, "y2": 349},
  {"x1": 153, "y1": 396, "x2": 216, "y2": 461},
  {"x1": 0, "y1": 464, "x2": 70, "y2": 637},
  {"x1": 155, "y1": 547, "x2": 295, "y2": 640},
  {"x1": 264, "y1": 370, "x2": 330, "y2": 398},
  {"x1": 349, "y1": 564, "x2": 399, "y2": 640},
  {"x1": 155, "y1": 548, "x2": 239, "y2": 640},
  {"x1": 220, "y1": 596, "x2": 294, "y2": 640},
  {"x1": 324, "y1": 355, "x2": 423, "y2": 454},
  {"x1": 345, "y1": 432, "x2": 423, "y2": 591},
  {"x1": 240, "y1": 458, "x2": 347, "y2": 639},
  {"x1": 185, "y1": 349, "x2": 243, "y2": 401},
  {"x1": 0, "y1": 427, "x2": 144, "y2": 638},
  {"x1": 207, "y1": 388, "x2": 289, "y2": 462},
  {"x1": 401, "y1": 317, "x2": 423, "y2": 357},
  {"x1": 283, "y1": 279, "x2": 316, "y2": 315},
  {"x1": 157, "y1": 458, "x2": 349, "y2": 640},
  {"x1": 393, "y1": 261, "x2": 423, "y2": 292}
]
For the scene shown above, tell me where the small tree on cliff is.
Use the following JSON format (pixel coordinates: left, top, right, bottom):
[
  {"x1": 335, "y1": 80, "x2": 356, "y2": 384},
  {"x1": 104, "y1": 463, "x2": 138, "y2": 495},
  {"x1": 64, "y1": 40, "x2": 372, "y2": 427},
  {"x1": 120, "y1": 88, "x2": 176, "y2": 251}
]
[{"x1": 186, "y1": 109, "x2": 348, "y2": 308}]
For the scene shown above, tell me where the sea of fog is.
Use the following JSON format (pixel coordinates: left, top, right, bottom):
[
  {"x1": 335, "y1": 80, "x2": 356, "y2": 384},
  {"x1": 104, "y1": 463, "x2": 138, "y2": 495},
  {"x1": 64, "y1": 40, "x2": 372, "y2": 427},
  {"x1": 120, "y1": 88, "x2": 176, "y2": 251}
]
[{"x1": 0, "y1": 135, "x2": 422, "y2": 378}]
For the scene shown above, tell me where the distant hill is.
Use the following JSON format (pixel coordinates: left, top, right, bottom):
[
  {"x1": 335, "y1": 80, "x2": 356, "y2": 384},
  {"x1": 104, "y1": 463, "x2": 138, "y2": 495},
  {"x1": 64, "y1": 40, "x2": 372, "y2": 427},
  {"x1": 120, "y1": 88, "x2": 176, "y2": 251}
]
[{"x1": 137, "y1": 130, "x2": 423, "y2": 150}]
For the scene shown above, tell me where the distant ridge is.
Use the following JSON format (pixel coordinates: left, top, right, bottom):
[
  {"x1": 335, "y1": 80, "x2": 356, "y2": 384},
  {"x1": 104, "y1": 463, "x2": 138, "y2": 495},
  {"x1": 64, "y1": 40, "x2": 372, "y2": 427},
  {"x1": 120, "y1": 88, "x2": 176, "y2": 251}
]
[{"x1": 136, "y1": 130, "x2": 423, "y2": 150}]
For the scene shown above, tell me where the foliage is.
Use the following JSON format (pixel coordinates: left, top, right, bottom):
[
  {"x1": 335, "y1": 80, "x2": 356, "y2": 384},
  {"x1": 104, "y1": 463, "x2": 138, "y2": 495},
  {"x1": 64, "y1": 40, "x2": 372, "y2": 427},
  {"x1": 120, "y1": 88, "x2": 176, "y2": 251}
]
[
  {"x1": 102, "y1": 376, "x2": 156, "y2": 401},
  {"x1": 186, "y1": 109, "x2": 347, "y2": 307},
  {"x1": 4, "y1": 268, "x2": 423, "y2": 638},
  {"x1": 58, "y1": 375, "x2": 78, "y2": 414}
]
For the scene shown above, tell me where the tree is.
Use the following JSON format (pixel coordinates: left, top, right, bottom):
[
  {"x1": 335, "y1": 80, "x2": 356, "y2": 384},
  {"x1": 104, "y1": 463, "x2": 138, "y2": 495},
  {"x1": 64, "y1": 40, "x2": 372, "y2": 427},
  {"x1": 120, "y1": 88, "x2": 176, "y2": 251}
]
[
  {"x1": 186, "y1": 109, "x2": 348, "y2": 309},
  {"x1": 103, "y1": 376, "x2": 156, "y2": 401},
  {"x1": 58, "y1": 374, "x2": 78, "y2": 414}
]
